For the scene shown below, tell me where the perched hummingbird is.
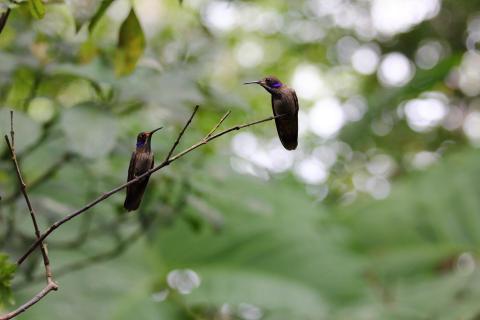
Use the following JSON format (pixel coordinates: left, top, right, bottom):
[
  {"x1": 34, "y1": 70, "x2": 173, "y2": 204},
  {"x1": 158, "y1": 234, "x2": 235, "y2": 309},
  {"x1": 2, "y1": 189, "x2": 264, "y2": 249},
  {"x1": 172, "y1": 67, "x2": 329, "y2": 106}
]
[
  {"x1": 244, "y1": 76, "x2": 299, "y2": 150},
  {"x1": 124, "y1": 127, "x2": 162, "y2": 212}
]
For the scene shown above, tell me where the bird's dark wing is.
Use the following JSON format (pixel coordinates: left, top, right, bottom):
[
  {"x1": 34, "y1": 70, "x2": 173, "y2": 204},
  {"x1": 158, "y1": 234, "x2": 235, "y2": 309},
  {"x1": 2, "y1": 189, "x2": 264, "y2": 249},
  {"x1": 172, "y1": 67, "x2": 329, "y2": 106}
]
[
  {"x1": 292, "y1": 89, "x2": 299, "y2": 115},
  {"x1": 124, "y1": 152, "x2": 137, "y2": 211},
  {"x1": 124, "y1": 153, "x2": 153, "y2": 212},
  {"x1": 271, "y1": 90, "x2": 299, "y2": 150},
  {"x1": 271, "y1": 95, "x2": 277, "y2": 117},
  {"x1": 127, "y1": 152, "x2": 136, "y2": 182},
  {"x1": 144, "y1": 154, "x2": 154, "y2": 185}
]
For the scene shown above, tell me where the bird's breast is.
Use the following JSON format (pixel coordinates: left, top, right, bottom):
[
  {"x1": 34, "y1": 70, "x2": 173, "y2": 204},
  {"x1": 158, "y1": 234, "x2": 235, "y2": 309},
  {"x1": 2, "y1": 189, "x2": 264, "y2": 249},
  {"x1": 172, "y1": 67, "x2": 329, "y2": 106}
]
[
  {"x1": 134, "y1": 152, "x2": 153, "y2": 175},
  {"x1": 273, "y1": 96, "x2": 295, "y2": 116}
]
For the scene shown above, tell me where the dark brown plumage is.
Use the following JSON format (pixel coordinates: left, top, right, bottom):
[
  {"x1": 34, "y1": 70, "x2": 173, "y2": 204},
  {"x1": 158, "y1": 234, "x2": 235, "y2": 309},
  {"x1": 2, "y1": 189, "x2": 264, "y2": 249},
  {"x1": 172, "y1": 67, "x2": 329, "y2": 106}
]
[
  {"x1": 124, "y1": 127, "x2": 162, "y2": 212},
  {"x1": 244, "y1": 76, "x2": 299, "y2": 150}
]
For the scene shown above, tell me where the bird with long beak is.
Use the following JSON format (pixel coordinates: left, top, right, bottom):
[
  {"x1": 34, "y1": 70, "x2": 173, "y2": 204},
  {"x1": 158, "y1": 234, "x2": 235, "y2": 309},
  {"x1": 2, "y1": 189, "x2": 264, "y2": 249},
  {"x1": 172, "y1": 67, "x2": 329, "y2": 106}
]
[
  {"x1": 244, "y1": 76, "x2": 298, "y2": 150},
  {"x1": 124, "y1": 127, "x2": 162, "y2": 211}
]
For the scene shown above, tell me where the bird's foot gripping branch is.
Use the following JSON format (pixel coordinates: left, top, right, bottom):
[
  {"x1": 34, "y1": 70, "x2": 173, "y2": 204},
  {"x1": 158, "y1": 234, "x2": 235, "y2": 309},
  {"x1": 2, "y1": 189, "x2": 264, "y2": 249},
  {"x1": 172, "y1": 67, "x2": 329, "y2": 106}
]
[{"x1": 0, "y1": 106, "x2": 284, "y2": 320}]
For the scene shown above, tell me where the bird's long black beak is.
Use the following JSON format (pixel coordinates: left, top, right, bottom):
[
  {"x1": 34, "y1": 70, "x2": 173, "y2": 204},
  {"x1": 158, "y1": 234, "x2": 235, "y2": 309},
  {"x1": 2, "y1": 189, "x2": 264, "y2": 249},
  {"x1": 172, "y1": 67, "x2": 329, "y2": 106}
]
[
  {"x1": 243, "y1": 81, "x2": 261, "y2": 85},
  {"x1": 149, "y1": 127, "x2": 163, "y2": 135}
]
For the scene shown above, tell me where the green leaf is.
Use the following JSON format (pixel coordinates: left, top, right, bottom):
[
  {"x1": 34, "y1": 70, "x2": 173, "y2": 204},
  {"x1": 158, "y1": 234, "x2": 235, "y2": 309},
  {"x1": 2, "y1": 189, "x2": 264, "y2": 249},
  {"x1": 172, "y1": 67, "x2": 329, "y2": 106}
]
[
  {"x1": 28, "y1": 0, "x2": 45, "y2": 19},
  {"x1": 114, "y1": 8, "x2": 145, "y2": 77},
  {"x1": 60, "y1": 102, "x2": 118, "y2": 158},
  {"x1": 88, "y1": 0, "x2": 115, "y2": 34},
  {"x1": 0, "y1": 254, "x2": 16, "y2": 307}
]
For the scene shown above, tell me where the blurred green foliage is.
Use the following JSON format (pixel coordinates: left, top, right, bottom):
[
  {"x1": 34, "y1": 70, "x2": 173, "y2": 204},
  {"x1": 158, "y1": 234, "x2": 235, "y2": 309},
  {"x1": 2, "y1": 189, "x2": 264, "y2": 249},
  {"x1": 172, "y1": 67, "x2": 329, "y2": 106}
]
[
  {"x1": 1, "y1": 0, "x2": 480, "y2": 319},
  {"x1": 0, "y1": 254, "x2": 15, "y2": 308}
]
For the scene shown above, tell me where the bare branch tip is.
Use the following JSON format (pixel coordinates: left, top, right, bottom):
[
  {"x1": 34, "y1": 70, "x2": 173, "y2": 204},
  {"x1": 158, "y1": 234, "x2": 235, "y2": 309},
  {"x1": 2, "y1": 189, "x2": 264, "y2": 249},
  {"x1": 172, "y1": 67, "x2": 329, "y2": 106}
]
[
  {"x1": 223, "y1": 110, "x2": 232, "y2": 119},
  {"x1": 9, "y1": 110, "x2": 14, "y2": 147},
  {"x1": 163, "y1": 105, "x2": 201, "y2": 162}
]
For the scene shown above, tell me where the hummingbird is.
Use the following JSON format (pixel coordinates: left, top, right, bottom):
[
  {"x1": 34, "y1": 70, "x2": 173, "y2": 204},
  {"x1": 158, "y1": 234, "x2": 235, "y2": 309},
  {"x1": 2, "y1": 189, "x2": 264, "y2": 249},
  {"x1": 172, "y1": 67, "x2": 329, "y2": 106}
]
[
  {"x1": 244, "y1": 76, "x2": 298, "y2": 150},
  {"x1": 124, "y1": 127, "x2": 162, "y2": 212}
]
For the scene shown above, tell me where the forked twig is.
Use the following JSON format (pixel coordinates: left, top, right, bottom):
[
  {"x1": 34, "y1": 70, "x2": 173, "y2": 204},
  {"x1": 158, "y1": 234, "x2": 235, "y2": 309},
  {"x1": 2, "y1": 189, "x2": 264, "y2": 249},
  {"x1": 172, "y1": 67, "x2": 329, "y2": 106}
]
[
  {"x1": 0, "y1": 281, "x2": 57, "y2": 320},
  {"x1": 1, "y1": 112, "x2": 58, "y2": 320},
  {"x1": 204, "y1": 110, "x2": 231, "y2": 139}
]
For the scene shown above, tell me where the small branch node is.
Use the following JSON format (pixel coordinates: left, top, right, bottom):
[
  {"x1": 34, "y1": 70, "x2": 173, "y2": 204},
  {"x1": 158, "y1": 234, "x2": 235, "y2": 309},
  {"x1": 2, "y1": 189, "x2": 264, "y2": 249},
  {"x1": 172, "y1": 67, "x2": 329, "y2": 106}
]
[{"x1": 204, "y1": 110, "x2": 231, "y2": 140}]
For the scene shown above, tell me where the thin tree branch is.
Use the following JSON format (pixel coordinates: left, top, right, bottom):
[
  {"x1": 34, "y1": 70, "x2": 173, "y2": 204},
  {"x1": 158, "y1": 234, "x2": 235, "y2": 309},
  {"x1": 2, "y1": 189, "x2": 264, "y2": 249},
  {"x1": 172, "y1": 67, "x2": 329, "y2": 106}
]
[
  {"x1": 9, "y1": 110, "x2": 14, "y2": 149},
  {"x1": 17, "y1": 109, "x2": 284, "y2": 266},
  {"x1": 0, "y1": 281, "x2": 57, "y2": 320},
  {"x1": 204, "y1": 113, "x2": 282, "y2": 142},
  {"x1": 0, "y1": 113, "x2": 58, "y2": 320},
  {"x1": 4, "y1": 137, "x2": 53, "y2": 281},
  {"x1": 164, "y1": 105, "x2": 199, "y2": 162},
  {"x1": 5, "y1": 141, "x2": 52, "y2": 281},
  {"x1": 204, "y1": 110, "x2": 231, "y2": 139}
]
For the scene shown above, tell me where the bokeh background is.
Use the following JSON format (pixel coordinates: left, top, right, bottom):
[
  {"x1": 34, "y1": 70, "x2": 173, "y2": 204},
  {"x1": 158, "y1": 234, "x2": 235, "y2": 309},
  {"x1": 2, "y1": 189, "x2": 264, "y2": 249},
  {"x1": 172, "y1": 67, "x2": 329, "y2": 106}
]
[{"x1": 1, "y1": 0, "x2": 480, "y2": 319}]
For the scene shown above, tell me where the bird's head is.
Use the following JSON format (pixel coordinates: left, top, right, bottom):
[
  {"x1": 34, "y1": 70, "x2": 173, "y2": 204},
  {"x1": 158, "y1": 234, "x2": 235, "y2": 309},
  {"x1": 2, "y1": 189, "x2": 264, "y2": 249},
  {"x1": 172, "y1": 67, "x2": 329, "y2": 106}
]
[
  {"x1": 244, "y1": 76, "x2": 284, "y2": 94},
  {"x1": 136, "y1": 127, "x2": 162, "y2": 149}
]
